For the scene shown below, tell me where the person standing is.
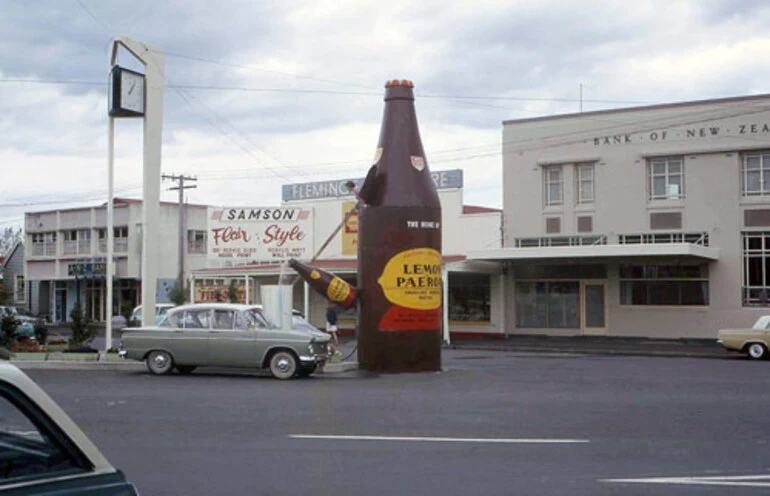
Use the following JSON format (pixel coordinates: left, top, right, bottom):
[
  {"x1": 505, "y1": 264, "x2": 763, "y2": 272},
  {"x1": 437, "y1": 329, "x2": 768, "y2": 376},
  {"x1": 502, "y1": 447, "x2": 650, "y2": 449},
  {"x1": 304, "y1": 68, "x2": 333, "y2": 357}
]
[{"x1": 325, "y1": 304, "x2": 340, "y2": 354}]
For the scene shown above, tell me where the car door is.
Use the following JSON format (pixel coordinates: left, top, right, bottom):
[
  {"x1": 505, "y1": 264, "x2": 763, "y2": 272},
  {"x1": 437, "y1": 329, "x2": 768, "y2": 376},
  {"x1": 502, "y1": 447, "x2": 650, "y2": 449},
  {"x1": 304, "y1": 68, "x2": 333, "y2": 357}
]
[
  {"x1": 208, "y1": 309, "x2": 259, "y2": 367},
  {"x1": 166, "y1": 308, "x2": 212, "y2": 366}
]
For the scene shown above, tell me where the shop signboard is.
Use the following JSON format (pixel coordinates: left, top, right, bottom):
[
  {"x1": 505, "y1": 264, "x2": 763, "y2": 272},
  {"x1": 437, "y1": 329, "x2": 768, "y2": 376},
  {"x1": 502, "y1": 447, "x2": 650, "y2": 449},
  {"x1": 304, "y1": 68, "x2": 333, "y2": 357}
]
[
  {"x1": 193, "y1": 279, "x2": 246, "y2": 304},
  {"x1": 207, "y1": 207, "x2": 313, "y2": 262},
  {"x1": 341, "y1": 201, "x2": 358, "y2": 256},
  {"x1": 68, "y1": 259, "x2": 106, "y2": 277}
]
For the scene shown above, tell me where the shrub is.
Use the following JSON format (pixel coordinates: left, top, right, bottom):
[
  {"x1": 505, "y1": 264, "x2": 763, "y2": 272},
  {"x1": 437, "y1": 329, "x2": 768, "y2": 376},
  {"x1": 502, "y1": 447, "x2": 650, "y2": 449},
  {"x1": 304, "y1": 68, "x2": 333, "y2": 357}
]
[
  {"x1": 69, "y1": 302, "x2": 97, "y2": 348},
  {"x1": 34, "y1": 318, "x2": 48, "y2": 345},
  {"x1": 0, "y1": 315, "x2": 17, "y2": 348},
  {"x1": 168, "y1": 280, "x2": 189, "y2": 306}
]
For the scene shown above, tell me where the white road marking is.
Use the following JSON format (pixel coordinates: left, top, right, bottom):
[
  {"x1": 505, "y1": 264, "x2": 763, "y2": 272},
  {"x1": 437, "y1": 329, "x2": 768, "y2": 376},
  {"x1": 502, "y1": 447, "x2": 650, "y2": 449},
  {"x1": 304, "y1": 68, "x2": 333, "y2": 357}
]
[
  {"x1": 289, "y1": 435, "x2": 589, "y2": 444},
  {"x1": 602, "y1": 474, "x2": 770, "y2": 488}
]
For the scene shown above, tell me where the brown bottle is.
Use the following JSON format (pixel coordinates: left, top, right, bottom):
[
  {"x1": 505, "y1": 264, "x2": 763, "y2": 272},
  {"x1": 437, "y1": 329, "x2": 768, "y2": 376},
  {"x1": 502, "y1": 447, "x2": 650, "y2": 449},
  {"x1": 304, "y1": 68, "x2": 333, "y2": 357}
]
[
  {"x1": 357, "y1": 79, "x2": 443, "y2": 373},
  {"x1": 287, "y1": 259, "x2": 357, "y2": 309}
]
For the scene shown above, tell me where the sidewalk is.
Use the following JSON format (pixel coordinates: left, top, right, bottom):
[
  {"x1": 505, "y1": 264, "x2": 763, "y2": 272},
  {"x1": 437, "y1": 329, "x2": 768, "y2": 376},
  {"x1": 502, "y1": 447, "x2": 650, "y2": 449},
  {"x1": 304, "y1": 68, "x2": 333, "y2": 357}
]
[{"x1": 446, "y1": 334, "x2": 732, "y2": 359}]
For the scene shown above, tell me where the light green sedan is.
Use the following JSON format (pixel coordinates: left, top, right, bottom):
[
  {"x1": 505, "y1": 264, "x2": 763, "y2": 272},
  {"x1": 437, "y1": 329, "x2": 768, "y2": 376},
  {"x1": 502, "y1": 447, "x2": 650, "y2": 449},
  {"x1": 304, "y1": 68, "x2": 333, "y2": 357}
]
[{"x1": 119, "y1": 303, "x2": 330, "y2": 379}]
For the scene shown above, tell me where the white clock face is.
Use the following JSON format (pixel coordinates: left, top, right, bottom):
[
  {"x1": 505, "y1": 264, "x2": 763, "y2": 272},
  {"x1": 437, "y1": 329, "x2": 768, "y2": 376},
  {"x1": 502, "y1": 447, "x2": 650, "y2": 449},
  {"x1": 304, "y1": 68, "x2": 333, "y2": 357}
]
[{"x1": 120, "y1": 71, "x2": 145, "y2": 114}]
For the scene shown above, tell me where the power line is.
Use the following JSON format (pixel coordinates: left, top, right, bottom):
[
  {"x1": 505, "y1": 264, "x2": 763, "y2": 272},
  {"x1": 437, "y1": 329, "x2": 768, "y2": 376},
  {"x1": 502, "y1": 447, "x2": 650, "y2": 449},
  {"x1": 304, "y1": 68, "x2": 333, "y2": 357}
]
[{"x1": 0, "y1": 78, "x2": 659, "y2": 106}]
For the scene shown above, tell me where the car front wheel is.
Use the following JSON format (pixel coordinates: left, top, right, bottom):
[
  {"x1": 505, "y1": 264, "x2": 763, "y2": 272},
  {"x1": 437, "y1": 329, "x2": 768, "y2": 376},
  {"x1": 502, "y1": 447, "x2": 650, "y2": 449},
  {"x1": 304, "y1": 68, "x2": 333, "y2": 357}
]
[
  {"x1": 269, "y1": 351, "x2": 298, "y2": 380},
  {"x1": 747, "y1": 343, "x2": 768, "y2": 360},
  {"x1": 146, "y1": 350, "x2": 174, "y2": 375}
]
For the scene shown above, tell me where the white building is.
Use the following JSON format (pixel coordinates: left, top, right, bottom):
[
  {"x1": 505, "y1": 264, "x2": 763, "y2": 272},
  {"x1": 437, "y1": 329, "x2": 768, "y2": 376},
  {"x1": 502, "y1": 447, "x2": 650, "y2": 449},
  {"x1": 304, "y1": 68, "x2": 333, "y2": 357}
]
[
  {"x1": 24, "y1": 199, "x2": 208, "y2": 323},
  {"x1": 470, "y1": 93, "x2": 770, "y2": 339}
]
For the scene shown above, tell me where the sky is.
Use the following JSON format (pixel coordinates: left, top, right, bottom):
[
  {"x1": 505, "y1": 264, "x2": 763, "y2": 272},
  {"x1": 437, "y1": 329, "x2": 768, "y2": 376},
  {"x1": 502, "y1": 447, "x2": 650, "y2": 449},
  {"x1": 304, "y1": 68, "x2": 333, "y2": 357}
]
[{"x1": 3, "y1": 0, "x2": 770, "y2": 231}]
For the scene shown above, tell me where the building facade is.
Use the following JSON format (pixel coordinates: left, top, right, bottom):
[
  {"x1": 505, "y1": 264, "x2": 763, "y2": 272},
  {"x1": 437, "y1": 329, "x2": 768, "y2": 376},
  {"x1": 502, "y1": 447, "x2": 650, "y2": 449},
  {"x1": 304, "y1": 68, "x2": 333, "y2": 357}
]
[
  {"x1": 1, "y1": 240, "x2": 30, "y2": 313},
  {"x1": 192, "y1": 169, "x2": 504, "y2": 336},
  {"x1": 24, "y1": 199, "x2": 208, "y2": 323},
  {"x1": 470, "y1": 93, "x2": 770, "y2": 339}
]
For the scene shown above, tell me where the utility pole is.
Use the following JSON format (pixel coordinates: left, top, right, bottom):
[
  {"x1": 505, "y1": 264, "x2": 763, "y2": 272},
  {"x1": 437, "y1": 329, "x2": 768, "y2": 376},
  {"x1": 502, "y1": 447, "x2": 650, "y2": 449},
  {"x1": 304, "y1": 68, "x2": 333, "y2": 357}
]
[{"x1": 162, "y1": 174, "x2": 197, "y2": 290}]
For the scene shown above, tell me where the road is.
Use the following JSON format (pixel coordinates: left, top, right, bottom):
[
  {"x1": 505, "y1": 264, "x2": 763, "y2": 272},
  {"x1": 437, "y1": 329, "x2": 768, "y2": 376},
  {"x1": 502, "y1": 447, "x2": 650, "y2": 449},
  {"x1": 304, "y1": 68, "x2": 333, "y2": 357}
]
[{"x1": 25, "y1": 350, "x2": 770, "y2": 496}]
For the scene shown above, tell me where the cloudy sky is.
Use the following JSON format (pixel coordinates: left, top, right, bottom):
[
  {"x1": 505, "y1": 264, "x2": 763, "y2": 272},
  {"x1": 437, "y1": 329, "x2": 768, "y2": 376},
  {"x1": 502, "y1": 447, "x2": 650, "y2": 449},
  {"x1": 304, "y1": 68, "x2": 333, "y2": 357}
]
[{"x1": 2, "y1": 0, "x2": 770, "y2": 229}]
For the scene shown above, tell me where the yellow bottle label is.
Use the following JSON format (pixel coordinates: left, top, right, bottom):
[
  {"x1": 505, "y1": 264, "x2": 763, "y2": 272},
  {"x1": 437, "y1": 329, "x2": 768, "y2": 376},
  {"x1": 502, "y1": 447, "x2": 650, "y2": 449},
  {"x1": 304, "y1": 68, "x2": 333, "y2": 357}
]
[
  {"x1": 327, "y1": 277, "x2": 351, "y2": 303},
  {"x1": 310, "y1": 270, "x2": 321, "y2": 280},
  {"x1": 377, "y1": 248, "x2": 442, "y2": 310}
]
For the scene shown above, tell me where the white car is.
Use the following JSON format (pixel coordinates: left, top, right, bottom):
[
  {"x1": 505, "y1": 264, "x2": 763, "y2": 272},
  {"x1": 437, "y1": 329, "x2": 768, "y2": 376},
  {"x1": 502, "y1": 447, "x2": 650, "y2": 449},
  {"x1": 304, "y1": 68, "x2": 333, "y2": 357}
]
[
  {"x1": 129, "y1": 303, "x2": 176, "y2": 325},
  {"x1": 0, "y1": 363, "x2": 137, "y2": 493}
]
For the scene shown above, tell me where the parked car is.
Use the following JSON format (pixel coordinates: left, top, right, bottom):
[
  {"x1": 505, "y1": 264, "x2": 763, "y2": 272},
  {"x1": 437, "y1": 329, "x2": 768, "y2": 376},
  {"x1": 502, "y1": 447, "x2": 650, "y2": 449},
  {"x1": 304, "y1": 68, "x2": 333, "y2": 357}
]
[
  {"x1": 718, "y1": 315, "x2": 770, "y2": 359},
  {"x1": 0, "y1": 306, "x2": 37, "y2": 341},
  {"x1": 119, "y1": 303, "x2": 330, "y2": 379},
  {"x1": 0, "y1": 363, "x2": 137, "y2": 494},
  {"x1": 129, "y1": 303, "x2": 175, "y2": 326}
]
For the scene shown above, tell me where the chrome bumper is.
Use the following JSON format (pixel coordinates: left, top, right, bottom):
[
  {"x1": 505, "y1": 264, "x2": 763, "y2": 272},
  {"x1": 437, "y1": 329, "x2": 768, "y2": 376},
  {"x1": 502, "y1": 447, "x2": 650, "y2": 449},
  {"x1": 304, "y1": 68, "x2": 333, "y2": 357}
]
[{"x1": 299, "y1": 354, "x2": 327, "y2": 364}]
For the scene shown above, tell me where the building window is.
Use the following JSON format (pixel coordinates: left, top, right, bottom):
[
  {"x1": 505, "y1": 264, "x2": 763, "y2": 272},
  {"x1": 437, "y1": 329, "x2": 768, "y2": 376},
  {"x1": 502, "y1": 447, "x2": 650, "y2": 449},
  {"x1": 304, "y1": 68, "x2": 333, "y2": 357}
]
[
  {"x1": 31, "y1": 232, "x2": 56, "y2": 256},
  {"x1": 544, "y1": 166, "x2": 563, "y2": 206},
  {"x1": 187, "y1": 230, "x2": 206, "y2": 254},
  {"x1": 448, "y1": 273, "x2": 491, "y2": 322},
  {"x1": 97, "y1": 227, "x2": 128, "y2": 253},
  {"x1": 62, "y1": 229, "x2": 90, "y2": 256},
  {"x1": 14, "y1": 276, "x2": 25, "y2": 303},
  {"x1": 620, "y1": 264, "x2": 708, "y2": 306},
  {"x1": 576, "y1": 163, "x2": 594, "y2": 204},
  {"x1": 741, "y1": 232, "x2": 770, "y2": 305},
  {"x1": 515, "y1": 281, "x2": 580, "y2": 328},
  {"x1": 742, "y1": 152, "x2": 770, "y2": 197},
  {"x1": 648, "y1": 157, "x2": 684, "y2": 200}
]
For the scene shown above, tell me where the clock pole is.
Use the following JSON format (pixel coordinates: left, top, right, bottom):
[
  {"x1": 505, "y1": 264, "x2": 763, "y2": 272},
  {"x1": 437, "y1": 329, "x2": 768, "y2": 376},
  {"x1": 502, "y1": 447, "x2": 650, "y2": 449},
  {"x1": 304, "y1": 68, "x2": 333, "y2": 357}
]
[{"x1": 108, "y1": 36, "x2": 165, "y2": 343}]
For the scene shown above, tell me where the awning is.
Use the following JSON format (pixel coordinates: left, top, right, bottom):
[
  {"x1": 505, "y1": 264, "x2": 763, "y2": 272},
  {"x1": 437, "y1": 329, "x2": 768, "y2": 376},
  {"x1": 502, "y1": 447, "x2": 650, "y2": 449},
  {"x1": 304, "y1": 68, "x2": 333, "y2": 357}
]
[{"x1": 467, "y1": 243, "x2": 720, "y2": 262}]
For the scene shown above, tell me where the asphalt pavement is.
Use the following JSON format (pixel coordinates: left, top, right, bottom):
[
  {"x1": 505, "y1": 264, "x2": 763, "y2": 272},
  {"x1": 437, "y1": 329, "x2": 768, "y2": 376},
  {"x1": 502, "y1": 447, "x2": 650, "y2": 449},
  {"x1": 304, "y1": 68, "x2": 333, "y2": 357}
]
[{"x1": 24, "y1": 350, "x2": 770, "y2": 496}]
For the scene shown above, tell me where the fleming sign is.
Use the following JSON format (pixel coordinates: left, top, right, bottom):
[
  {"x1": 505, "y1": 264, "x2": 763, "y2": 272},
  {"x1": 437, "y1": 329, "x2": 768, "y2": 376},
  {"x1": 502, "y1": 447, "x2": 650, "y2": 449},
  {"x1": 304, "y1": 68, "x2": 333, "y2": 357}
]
[
  {"x1": 207, "y1": 207, "x2": 313, "y2": 262},
  {"x1": 282, "y1": 169, "x2": 463, "y2": 202}
]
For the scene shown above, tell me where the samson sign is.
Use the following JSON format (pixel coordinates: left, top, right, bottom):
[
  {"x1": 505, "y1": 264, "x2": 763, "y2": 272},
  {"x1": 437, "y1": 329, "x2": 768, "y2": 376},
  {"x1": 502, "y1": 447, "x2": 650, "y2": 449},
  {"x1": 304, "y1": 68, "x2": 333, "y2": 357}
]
[
  {"x1": 282, "y1": 169, "x2": 463, "y2": 202},
  {"x1": 207, "y1": 207, "x2": 313, "y2": 262}
]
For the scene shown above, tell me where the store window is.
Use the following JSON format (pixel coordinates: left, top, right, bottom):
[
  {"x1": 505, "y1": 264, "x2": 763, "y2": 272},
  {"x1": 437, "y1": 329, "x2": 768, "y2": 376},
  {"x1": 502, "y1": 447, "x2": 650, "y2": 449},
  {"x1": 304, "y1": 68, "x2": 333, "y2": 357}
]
[
  {"x1": 620, "y1": 264, "x2": 708, "y2": 306},
  {"x1": 742, "y1": 152, "x2": 770, "y2": 197},
  {"x1": 188, "y1": 230, "x2": 206, "y2": 254},
  {"x1": 544, "y1": 166, "x2": 563, "y2": 206},
  {"x1": 575, "y1": 163, "x2": 594, "y2": 204},
  {"x1": 448, "y1": 273, "x2": 491, "y2": 322},
  {"x1": 648, "y1": 157, "x2": 684, "y2": 200},
  {"x1": 515, "y1": 281, "x2": 580, "y2": 328},
  {"x1": 742, "y1": 232, "x2": 770, "y2": 305}
]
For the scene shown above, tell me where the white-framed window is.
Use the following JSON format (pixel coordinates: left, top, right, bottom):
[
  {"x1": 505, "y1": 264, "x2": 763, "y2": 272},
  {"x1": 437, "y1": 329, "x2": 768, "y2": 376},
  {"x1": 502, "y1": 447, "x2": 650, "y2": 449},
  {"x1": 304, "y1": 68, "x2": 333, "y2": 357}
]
[
  {"x1": 97, "y1": 226, "x2": 128, "y2": 253},
  {"x1": 62, "y1": 229, "x2": 90, "y2": 256},
  {"x1": 742, "y1": 152, "x2": 770, "y2": 197},
  {"x1": 187, "y1": 230, "x2": 206, "y2": 255},
  {"x1": 31, "y1": 232, "x2": 56, "y2": 256},
  {"x1": 648, "y1": 157, "x2": 684, "y2": 200},
  {"x1": 14, "y1": 276, "x2": 25, "y2": 303},
  {"x1": 544, "y1": 166, "x2": 563, "y2": 206},
  {"x1": 742, "y1": 232, "x2": 770, "y2": 306},
  {"x1": 576, "y1": 163, "x2": 594, "y2": 204}
]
